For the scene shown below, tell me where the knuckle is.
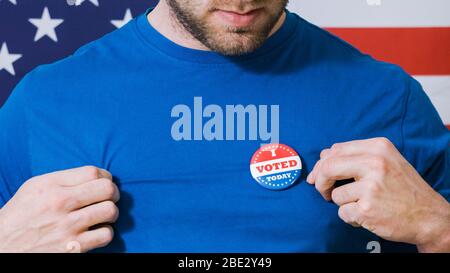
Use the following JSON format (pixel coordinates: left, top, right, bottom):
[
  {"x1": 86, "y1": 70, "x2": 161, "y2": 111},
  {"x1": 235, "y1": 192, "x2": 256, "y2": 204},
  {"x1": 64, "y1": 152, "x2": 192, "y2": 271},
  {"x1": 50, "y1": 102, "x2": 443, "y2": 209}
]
[
  {"x1": 370, "y1": 156, "x2": 389, "y2": 175},
  {"x1": 367, "y1": 179, "x2": 381, "y2": 194},
  {"x1": 23, "y1": 175, "x2": 53, "y2": 193},
  {"x1": 314, "y1": 182, "x2": 324, "y2": 192},
  {"x1": 314, "y1": 178, "x2": 326, "y2": 192},
  {"x1": 19, "y1": 178, "x2": 41, "y2": 194},
  {"x1": 82, "y1": 166, "x2": 101, "y2": 180},
  {"x1": 98, "y1": 179, "x2": 116, "y2": 199},
  {"x1": 358, "y1": 201, "x2": 372, "y2": 217},
  {"x1": 331, "y1": 188, "x2": 344, "y2": 203},
  {"x1": 331, "y1": 143, "x2": 342, "y2": 152},
  {"x1": 376, "y1": 137, "x2": 393, "y2": 151},
  {"x1": 98, "y1": 226, "x2": 114, "y2": 245},
  {"x1": 103, "y1": 201, "x2": 119, "y2": 220},
  {"x1": 337, "y1": 206, "x2": 348, "y2": 220},
  {"x1": 320, "y1": 159, "x2": 334, "y2": 176},
  {"x1": 320, "y1": 148, "x2": 331, "y2": 158}
]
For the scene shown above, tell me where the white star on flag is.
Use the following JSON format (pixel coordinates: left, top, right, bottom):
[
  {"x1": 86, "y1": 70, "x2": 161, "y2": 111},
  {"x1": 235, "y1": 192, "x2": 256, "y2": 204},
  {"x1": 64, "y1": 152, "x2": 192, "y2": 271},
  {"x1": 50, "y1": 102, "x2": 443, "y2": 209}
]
[
  {"x1": 74, "y1": 0, "x2": 99, "y2": 7},
  {"x1": 29, "y1": 7, "x2": 64, "y2": 42},
  {"x1": 8, "y1": 0, "x2": 17, "y2": 5},
  {"x1": 111, "y1": 9, "x2": 133, "y2": 29},
  {"x1": 0, "y1": 43, "x2": 22, "y2": 76}
]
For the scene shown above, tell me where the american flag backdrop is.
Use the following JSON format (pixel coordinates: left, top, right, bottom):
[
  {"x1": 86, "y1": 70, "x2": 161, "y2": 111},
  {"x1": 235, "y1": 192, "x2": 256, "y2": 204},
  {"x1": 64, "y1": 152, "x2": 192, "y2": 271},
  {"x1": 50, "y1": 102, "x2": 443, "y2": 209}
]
[
  {"x1": 0, "y1": 0, "x2": 449, "y2": 129},
  {"x1": 0, "y1": 0, "x2": 155, "y2": 105},
  {"x1": 288, "y1": 0, "x2": 450, "y2": 130}
]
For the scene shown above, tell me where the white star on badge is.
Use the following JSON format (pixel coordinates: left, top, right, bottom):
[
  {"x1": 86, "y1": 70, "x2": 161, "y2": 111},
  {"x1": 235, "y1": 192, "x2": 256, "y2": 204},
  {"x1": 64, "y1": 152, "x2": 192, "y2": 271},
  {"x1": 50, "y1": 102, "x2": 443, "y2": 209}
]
[
  {"x1": 29, "y1": 7, "x2": 64, "y2": 42},
  {"x1": 111, "y1": 9, "x2": 133, "y2": 29},
  {"x1": 74, "y1": 0, "x2": 99, "y2": 6},
  {"x1": 0, "y1": 43, "x2": 22, "y2": 76}
]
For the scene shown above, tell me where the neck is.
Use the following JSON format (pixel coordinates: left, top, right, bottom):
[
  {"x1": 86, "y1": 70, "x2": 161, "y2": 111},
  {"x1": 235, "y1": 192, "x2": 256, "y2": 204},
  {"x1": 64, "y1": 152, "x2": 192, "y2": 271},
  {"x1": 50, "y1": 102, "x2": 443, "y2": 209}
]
[{"x1": 147, "y1": 0, "x2": 286, "y2": 51}]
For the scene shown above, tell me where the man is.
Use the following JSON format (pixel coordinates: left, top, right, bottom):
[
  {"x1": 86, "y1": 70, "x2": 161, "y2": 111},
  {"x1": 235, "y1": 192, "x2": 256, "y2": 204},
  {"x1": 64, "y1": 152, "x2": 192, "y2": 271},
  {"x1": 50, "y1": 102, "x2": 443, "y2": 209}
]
[{"x1": 0, "y1": 0, "x2": 449, "y2": 253}]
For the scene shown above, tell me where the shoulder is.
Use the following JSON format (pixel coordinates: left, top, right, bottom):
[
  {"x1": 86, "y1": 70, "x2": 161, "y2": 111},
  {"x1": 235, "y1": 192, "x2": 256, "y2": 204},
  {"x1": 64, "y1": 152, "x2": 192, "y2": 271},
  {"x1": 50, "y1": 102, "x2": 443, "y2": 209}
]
[
  {"x1": 17, "y1": 16, "x2": 144, "y2": 101},
  {"x1": 291, "y1": 12, "x2": 415, "y2": 99}
]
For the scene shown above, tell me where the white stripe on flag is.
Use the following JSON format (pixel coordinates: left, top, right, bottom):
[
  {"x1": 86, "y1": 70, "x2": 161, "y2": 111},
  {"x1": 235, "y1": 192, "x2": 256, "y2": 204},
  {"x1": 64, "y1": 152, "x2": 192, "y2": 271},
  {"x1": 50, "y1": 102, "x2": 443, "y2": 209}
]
[
  {"x1": 414, "y1": 76, "x2": 450, "y2": 125},
  {"x1": 288, "y1": 0, "x2": 450, "y2": 27}
]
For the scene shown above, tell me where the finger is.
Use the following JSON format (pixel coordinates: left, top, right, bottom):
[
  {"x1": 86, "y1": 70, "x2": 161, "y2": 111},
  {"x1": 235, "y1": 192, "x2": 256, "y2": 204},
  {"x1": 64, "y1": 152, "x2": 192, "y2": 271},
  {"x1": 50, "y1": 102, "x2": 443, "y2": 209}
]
[
  {"x1": 76, "y1": 225, "x2": 114, "y2": 252},
  {"x1": 307, "y1": 148, "x2": 336, "y2": 183},
  {"x1": 98, "y1": 169, "x2": 112, "y2": 180},
  {"x1": 331, "y1": 181, "x2": 364, "y2": 206},
  {"x1": 338, "y1": 202, "x2": 362, "y2": 227},
  {"x1": 69, "y1": 201, "x2": 119, "y2": 230},
  {"x1": 309, "y1": 138, "x2": 396, "y2": 185},
  {"x1": 67, "y1": 178, "x2": 120, "y2": 210},
  {"x1": 320, "y1": 148, "x2": 331, "y2": 159},
  {"x1": 307, "y1": 148, "x2": 344, "y2": 184},
  {"x1": 42, "y1": 166, "x2": 112, "y2": 187},
  {"x1": 315, "y1": 155, "x2": 370, "y2": 201},
  {"x1": 306, "y1": 159, "x2": 323, "y2": 184},
  {"x1": 324, "y1": 137, "x2": 396, "y2": 159}
]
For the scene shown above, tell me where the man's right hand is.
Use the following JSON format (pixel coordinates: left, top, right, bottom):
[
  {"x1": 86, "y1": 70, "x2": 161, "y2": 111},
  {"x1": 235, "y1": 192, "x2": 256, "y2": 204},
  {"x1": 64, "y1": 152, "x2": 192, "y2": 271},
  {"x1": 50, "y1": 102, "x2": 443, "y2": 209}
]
[{"x1": 0, "y1": 166, "x2": 120, "y2": 253}]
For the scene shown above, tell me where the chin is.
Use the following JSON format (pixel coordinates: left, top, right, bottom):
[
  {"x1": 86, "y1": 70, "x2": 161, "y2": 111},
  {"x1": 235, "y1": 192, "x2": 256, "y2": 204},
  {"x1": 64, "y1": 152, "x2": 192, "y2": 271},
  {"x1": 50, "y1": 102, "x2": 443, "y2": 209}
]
[
  {"x1": 202, "y1": 23, "x2": 269, "y2": 55},
  {"x1": 211, "y1": 41, "x2": 263, "y2": 56}
]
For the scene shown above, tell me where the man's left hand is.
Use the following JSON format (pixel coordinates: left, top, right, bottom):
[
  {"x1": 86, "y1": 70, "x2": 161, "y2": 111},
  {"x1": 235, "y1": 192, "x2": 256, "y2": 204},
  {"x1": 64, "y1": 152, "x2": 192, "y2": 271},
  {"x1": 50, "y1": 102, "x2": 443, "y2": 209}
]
[{"x1": 306, "y1": 137, "x2": 450, "y2": 252}]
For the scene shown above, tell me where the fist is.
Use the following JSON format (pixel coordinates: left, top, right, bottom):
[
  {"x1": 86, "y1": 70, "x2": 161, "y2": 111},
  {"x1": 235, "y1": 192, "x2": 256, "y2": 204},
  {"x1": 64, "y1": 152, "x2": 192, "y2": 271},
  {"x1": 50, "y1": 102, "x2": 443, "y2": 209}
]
[
  {"x1": 307, "y1": 137, "x2": 450, "y2": 252},
  {"x1": 0, "y1": 166, "x2": 120, "y2": 253}
]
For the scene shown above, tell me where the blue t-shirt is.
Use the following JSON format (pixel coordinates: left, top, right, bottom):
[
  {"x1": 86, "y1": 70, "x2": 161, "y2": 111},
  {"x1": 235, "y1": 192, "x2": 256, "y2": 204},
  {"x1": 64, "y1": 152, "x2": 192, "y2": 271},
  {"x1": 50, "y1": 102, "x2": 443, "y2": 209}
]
[{"x1": 0, "y1": 8, "x2": 449, "y2": 253}]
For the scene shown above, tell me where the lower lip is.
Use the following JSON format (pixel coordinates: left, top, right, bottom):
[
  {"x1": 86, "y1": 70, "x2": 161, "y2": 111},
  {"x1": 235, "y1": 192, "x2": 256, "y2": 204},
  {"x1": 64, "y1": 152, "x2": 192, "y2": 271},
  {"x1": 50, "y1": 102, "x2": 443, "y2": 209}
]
[{"x1": 214, "y1": 9, "x2": 262, "y2": 28}]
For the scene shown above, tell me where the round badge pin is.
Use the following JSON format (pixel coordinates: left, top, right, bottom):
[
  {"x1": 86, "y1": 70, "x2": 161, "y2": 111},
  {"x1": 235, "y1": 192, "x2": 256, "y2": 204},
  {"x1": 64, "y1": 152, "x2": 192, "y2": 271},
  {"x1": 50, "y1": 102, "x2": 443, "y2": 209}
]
[{"x1": 250, "y1": 144, "x2": 302, "y2": 190}]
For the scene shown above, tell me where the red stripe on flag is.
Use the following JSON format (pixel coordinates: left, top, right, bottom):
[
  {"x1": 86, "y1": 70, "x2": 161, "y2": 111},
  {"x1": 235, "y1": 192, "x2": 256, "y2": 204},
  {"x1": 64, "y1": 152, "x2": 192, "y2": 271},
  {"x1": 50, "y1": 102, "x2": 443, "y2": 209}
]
[
  {"x1": 325, "y1": 27, "x2": 450, "y2": 76},
  {"x1": 447, "y1": 125, "x2": 450, "y2": 130}
]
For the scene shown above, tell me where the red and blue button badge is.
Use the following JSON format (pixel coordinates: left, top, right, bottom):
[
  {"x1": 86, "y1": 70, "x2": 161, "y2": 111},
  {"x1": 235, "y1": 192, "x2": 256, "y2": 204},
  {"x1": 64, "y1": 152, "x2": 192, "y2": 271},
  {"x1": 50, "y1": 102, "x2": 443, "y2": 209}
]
[{"x1": 250, "y1": 144, "x2": 302, "y2": 190}]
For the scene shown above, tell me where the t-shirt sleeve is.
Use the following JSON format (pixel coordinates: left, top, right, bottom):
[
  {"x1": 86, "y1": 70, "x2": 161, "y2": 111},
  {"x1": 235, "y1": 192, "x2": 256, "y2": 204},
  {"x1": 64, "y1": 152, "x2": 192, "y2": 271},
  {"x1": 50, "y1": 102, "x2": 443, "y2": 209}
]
[
  {"x1": 401, "y1": 77, "x2": 450, "y2": 201},
  {"x1": 0, "y1": 74, "x2": 33, "y2": 208}
]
